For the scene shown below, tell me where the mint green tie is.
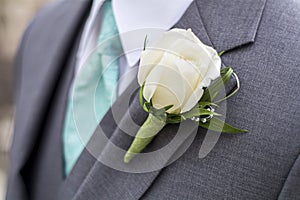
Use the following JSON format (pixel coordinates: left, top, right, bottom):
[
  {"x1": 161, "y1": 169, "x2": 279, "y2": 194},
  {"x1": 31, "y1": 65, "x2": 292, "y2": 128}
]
[{"x1": 62, "y1": 0, "x2": 122, "y2": 176}]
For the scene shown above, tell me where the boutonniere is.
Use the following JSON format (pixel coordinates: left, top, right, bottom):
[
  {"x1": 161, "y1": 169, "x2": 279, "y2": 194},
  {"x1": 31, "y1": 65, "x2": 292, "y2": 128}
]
[{"x1": 124, "y1": 28, "x2": 247, "y2": 163}]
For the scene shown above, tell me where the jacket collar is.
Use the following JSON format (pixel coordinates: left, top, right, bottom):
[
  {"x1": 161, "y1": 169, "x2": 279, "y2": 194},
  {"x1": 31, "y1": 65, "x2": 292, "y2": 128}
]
[
  {"x1": 196, "y1": 0, "x2": 267, "y2": 52},
  {"x1": 60, "y1": 0, "x2": 267, "y2": 199}
]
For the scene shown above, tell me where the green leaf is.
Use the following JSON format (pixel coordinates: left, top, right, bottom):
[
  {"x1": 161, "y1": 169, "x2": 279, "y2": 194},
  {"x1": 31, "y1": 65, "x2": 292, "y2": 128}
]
[
  {"x1": 164, "y1": 105, "x2": 174, "y2": 111},
  {"x1": 218, "y1": 51, "x2": 225, "y2": 57},
  {"x1": 182, "y1": 107, "x2": 221, "y2": 119},
  {"x1": 166, "y1": 118, "x2": 182, "y2": 124},
  {"x1": 166, "y1": 112, "x2": 184, "y2": 123},
  {"x1": 139, "y1": 84, "x2": 145, "y2": 108},
  {"x1": 201, "y1": 67, "x2": 233, "y2": 102},
  {"x1": 199, "y1": 117, "x2": 248, "y2": 133},
  {"x1": 143, "y1": 102, "x2": 151, "y2": 112},
  {"x1": 198, "y1": 101, "x2": 219, "y2": 108},
  {"x1": 167, "y1": 113, "x2": 179, "y2": 117},
  {"x1": 140, "y1": 84, "x2": 151, "y2": 112},
  {"x1": 143, "y1": 35, "x2": 148, "y2": 51},
  {"x1": 214, "y1": 71, "x2": 241, "y2": 103}
]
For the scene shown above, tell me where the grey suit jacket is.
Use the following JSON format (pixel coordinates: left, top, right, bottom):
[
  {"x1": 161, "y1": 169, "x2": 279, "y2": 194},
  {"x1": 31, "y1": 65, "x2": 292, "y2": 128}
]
[{"x1": 7, "y1": 0, "x2": 300, "y2": 199}]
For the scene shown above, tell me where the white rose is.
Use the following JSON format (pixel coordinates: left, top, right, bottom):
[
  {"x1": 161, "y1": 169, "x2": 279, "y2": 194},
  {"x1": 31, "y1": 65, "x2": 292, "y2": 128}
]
[{"x1": 138, "y1": 28, "x2": 221, "y2": 114}]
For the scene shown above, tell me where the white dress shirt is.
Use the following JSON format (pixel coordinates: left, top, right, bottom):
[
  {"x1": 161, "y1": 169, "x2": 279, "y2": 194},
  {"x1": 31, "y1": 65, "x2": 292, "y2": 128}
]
[{"x1": 76, "y1": 0, "x2": 193, "y2": 94}]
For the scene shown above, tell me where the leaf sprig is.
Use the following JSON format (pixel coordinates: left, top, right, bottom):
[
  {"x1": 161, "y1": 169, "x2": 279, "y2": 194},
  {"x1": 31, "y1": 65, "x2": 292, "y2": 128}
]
[{"x1": 139, "y1": 66, "x2": 247, "y2": 133}]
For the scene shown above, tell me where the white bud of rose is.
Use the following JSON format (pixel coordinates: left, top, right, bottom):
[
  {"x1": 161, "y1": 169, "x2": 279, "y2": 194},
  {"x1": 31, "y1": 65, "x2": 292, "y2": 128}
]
[{"x1": 138, "y1": 28, "x2": 221, "y2": 114}]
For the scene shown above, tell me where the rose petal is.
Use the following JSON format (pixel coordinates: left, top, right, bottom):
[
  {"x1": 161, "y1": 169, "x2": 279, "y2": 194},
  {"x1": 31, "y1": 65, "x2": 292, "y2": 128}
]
[
  {"x1": 138, "y1": 50, "x2": 163, "y2": 85},
  {"x1": 181, "y1": 87, "x2": 204, "y2": 113},
  {"x1": 149, "y1": 53, "x2": 187, "y2": 113}
]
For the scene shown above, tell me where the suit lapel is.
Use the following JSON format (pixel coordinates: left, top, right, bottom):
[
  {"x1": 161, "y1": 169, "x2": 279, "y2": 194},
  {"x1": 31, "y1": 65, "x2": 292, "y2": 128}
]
[
  {"x1": 11, "y1": 0, "x2": 92, "y2": 178},
  {"x1": 196, "y1": 0, "x2": 267, "y2": 52},
  {"x1": 61, "y1": 1, "x2": 267, "y2": 199}
]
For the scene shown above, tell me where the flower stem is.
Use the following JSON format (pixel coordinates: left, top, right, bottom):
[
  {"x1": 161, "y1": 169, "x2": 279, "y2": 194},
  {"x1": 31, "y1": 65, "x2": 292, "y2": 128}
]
[{"x1": 124, "y1": 113, "x2": 166, "y2": 163}]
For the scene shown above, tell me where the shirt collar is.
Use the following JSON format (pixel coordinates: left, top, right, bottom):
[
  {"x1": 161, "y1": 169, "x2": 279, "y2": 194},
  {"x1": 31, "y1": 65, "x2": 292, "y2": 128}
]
[{"x1": 91, "y1": 0, "x2": 193, "y2": 67}]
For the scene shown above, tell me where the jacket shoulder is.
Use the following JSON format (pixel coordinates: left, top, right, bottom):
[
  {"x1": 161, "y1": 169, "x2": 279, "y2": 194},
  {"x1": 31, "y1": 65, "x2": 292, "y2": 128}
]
[
  {"x1": 14, "y1": 0, "x2": 91, "y2": 101},
  {"x1": 22, "y1": 0, "x2": 90, "y2": 39}
]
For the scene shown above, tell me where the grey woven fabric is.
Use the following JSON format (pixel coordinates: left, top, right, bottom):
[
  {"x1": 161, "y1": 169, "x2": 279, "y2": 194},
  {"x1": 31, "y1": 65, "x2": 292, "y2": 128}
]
[{"x1": 7, "y1": 0, "x2": 300, "y2": 200}]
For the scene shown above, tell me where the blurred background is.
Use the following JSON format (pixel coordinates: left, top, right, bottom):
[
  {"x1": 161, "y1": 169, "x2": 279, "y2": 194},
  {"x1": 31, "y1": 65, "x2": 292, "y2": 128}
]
[{"x1": 0, "y1": 0, "x2": 52, "y2": 199}]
